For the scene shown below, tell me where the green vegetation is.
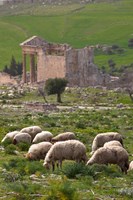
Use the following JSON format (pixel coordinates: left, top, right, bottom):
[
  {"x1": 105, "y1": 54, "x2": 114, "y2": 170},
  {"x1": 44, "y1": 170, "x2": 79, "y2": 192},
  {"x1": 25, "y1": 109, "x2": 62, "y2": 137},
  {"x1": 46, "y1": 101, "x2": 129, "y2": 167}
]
[
  {"x1": 45, "y1": 78, "x2": 68, "y2": 103},
  {"x1": 0, "y1": 0, "x2": 133, "y2": 72},
  {"x1": 0, "y1": 86, "x2": 133, "y2": 199}
]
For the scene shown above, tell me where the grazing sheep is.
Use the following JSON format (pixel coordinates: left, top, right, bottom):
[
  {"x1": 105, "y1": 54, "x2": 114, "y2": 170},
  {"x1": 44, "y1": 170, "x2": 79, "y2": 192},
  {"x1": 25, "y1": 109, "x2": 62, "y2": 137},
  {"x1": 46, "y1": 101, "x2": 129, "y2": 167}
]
[
  {"x1": 91, "y1": 132, "x2": 123, "y2": 154},
  {"x1": 20, "y1": 126, "x2": 42, "y2": 140},
  {"x1": 103, "y1": 140, "x2": 122, "y2": 148},
  {"x1": 13, "y1": 132, "x2": 32, "y2": 145},
  {"x1": 32, "y1": 131, "x2": 53, "y2": 143},
  {"x1": 43, "y1": 140, "x2": 87, "y2": 171},
  {"x1": 87, "y1": 146, "x2": 129, "y2": 174},
  {"x1": 25, "y1": 142, "x2": 52, "y2": 160},
  {"x1": 127, "y1": 161, "x2": 133, "y2": 172},
  {"x1": 1, "y1": 131, "x2": 20, "y2": 143},
  {"x1": 51, "y1": 132, "x2": 76, "y2": 142}
]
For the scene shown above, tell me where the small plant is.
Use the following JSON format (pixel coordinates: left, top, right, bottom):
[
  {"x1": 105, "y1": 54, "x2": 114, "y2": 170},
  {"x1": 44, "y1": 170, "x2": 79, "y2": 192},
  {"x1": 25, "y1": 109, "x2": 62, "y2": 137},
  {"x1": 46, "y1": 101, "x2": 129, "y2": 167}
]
[
  {"x1": 45, "y1": 179, "x2": 79, "y2": 200},
  {"x1": 3, "y1": 171, "x2": 22, "y2": 183},
  {"x1": 17, "y1": 142, "x2": 30, "y2": 151},
  {"x1": 3, "y1": 158, "x2": 46, "y2": 176},
  {"x1": 1, "y1": 138, "x2": 12, "y2": 147},
  {"x1": 118, "y1": 188, "x2": 133, "y2": 197},
  {"x1": 8, "y1": 181, "x2": 41, "y2": 200},
  {"x1": 4, "y1": 144, "x2": 18, "y2": 155},
  {"x1": 75, "y1": 121, "x2": 85, "y2": 129},
  {"x1": 63, "y1": 163, "x2": 89, "y2": 179}
]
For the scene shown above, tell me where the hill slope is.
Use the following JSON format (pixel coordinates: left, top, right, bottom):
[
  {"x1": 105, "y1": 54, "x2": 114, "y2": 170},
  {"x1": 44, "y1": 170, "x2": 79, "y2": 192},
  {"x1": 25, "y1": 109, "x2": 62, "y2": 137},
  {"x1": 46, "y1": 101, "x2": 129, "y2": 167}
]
[{"x1": 0, "y1": 0, "x2": 133, "y2": 73}]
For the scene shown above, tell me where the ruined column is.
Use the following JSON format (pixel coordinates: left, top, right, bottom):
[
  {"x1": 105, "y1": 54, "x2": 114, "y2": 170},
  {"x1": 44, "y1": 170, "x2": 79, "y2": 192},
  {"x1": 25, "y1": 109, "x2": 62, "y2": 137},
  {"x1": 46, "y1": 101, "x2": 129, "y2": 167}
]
[
  {"x1": 22, "y1": 53, "x2": 27, "y2": 83},
  {"x1": 30, "y1": 54, "x2": 34, "y2": 83},
  {"x1": 32, "y1": 54, "x2": 36, "y2": 82},
  {"x1": 37, "y1": 48, "x2": 45, "y2": 82}
]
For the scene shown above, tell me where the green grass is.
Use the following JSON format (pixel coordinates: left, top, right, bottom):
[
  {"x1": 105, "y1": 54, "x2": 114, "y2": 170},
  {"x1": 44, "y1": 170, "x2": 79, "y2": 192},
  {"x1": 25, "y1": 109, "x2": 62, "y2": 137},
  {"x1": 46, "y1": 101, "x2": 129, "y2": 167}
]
[
  {"x1": 0, "y1": 0, "x2": 133, "y2": 71},
  {"x1": 0, "y1": 86, "x2": 133, "y2": 199}
]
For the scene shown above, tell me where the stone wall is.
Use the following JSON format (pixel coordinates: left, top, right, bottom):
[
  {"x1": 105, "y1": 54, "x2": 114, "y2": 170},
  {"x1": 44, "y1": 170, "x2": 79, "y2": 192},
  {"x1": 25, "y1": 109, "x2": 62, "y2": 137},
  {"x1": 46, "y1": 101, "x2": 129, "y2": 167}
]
[
  {"x1": 37, "y1": 49, "x2": 65, "y2": 82},
  {"x1": 20, "y1": 36, "x2": 110, "y2": 87},
  {"x1": 65, "y1": 47, "x2": 109, "y2": 86}
]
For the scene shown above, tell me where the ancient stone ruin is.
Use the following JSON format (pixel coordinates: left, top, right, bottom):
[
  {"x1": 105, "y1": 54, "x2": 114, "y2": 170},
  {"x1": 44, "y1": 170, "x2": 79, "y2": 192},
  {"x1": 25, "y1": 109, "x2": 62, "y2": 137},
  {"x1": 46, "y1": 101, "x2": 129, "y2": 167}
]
[{"x1": 20, "y1": 35, "x2": 109, "y2": 87}]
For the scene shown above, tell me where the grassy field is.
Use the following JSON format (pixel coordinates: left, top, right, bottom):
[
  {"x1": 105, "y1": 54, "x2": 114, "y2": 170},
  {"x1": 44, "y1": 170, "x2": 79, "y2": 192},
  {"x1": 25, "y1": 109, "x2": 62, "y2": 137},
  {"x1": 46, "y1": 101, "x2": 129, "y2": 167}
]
[
  {"x1": 0, "y1": 0, "x2": 133, "y2": 72},
  {"x1": 0, "y1": 86, "x2": 133, "y2": 199}
]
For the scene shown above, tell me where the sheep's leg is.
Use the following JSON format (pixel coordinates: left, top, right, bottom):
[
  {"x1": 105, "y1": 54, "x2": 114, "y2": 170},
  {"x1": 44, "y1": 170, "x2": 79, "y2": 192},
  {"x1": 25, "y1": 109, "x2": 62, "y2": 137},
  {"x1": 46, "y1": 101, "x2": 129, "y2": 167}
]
[
  {"x1": 119, "y1": 163, "x2": 127, "y2": 174},
  {"x1": 55, "y1": 160, "x2": 62, "y2": 170},
  {"x1": 52, "y1": 161, "x2": 55, "y2": 171},
  {"x1": 60, "y1": 160, "x2": 62, "y2": 169}
]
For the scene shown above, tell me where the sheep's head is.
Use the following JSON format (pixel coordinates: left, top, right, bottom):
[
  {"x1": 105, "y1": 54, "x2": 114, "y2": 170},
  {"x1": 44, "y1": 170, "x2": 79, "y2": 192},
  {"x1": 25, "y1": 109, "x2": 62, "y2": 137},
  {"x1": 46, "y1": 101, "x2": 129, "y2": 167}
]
[
  {"x1": 43, "y1": 162, "x2": 50, "y2": 170},
  {"x1": 13, "y1": 139, "x2": 17, "y2": 145},
  {"x1": 25, "y1": 153, "x2": 34, "y2": 160}
]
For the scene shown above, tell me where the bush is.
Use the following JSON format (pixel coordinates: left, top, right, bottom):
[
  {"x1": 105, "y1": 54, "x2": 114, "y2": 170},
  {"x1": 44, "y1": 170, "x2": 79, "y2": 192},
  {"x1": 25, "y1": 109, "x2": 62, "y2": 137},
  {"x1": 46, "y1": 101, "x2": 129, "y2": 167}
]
[
  {"x1": 128, "y1": 38, "x2": 133, "y2": 48},
  {"x1": 3, "y1": 158, "x2": 46, "y2": 176},
  {"x1": 45, "y1": 179, "x2": 79, "y2": 200},
  {"x1": 63, "y1": 163, "x2": 122, "y2": 179},
  {"x1": 2, "y1": 138, "x2": 12, "y2": 147},
  {"x1": 17, "y1": 142, "x2": 30, "y2": 151},
  {"x1": 8, "y1": 181, "x2": 41, "y2": 200},
  {"x1": 63, "y1": 163, "x2": 89, "y2": 179},
  {"x1": 4, "y1": 144, "x2": 18, "y2": 155}
]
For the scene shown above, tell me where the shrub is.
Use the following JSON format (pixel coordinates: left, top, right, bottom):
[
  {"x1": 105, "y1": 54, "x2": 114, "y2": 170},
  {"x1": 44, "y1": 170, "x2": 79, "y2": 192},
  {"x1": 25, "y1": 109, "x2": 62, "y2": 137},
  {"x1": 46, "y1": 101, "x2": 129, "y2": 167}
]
[
  {"x1": 3, "y1": 158, "x2": 46, "y2": 176},
  {"x1": 3, "y1": 171, "x2": 22, "y2": 183},
  {"x1": 2, "y1": 138, "x2": 12, "y2": 147},
  {"x1": 8, "y1": 181, "x2": 41, "y2": 200},
  {"x1": 128, "y1": 38, "x2": 133, "y2": 48},
  {"x1": 4, "y1": 144, "x2": 18, "y2": 155},
  {"x1": 45, "y1": 179, "x2": 79, "y2": 200},
  {"x1": 63, "y1": 163, "x2": 122, "y2": 179},
  {"x1": 17, "y1": 142, "x2": 30, "y2": 151},
  {"x1": 63, "y1": 163, "x2": 90, "y2": 179},
  {"x1": 118, "y1": 188, "x2": 133, "y2": 197}
]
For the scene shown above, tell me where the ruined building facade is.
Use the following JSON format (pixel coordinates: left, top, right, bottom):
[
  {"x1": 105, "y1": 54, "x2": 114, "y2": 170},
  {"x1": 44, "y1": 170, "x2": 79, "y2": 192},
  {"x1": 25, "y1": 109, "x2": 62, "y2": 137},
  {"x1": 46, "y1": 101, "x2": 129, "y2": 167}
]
[{"x1": 20, "y1": 36, "x2": 108, "y2": 87}]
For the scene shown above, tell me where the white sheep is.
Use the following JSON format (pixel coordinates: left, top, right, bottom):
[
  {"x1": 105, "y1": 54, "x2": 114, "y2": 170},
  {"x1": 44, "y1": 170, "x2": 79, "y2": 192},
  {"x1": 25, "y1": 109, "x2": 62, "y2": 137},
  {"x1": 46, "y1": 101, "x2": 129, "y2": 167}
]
[
  {"x1": 43, "y1": 140, "x2": 87, "y2": 171},
  {"x1": 13, "y1": 132, "x2": 32, "y2": 145},
  {"x1": 32, "y1": 131, "x2": 53, "y2": 143},
  {"x1": 20, "y1": 126, "x2": 42, "y2": 140},
  {"x1": 91, "y1": 132, "x2": 123, "y2": 154},
  {"x1": 86, "y1": 146, "x2": 129, "y2": 174},
  {"x1": 1, "y1": 131, "x2": 20, "y2": 143},
  {"x1": 25, "y1": 142, "x2": 52, "y2": 160},
  {"x1": 51, "y1": 132, "x2": 76, "y2": 142},
  {"x1": 127, "y1": 161, "x2": 133, "y2": 172},
  {"x1": 103, "y1": 140, "x2": 122, "y2": 148}
]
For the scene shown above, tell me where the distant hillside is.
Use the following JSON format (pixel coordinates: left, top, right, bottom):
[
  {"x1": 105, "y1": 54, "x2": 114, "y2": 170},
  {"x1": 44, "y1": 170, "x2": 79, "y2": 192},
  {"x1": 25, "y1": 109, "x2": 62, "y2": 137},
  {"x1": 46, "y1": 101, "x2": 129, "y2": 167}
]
[
  {"x1": 1, "y1": 0, "x2": 119, "y2": 6},
  {"x1": 0, "y1": 0, "x2": 133, "y2": 75}
]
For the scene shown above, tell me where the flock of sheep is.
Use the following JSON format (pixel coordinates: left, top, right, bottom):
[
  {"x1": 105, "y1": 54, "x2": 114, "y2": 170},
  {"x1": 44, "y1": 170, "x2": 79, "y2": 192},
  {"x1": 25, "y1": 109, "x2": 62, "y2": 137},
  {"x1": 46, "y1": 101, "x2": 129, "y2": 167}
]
[{"x1": 1, "y1": 125, "x2": 133, "y2": 173}]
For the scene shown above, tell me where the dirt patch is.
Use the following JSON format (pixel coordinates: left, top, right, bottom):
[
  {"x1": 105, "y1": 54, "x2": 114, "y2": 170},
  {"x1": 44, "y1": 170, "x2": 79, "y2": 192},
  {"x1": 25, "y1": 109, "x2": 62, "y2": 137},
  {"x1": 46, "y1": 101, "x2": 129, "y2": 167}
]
[{"x1": 0, "y1": 72, "x2": 17, "y2": 85}]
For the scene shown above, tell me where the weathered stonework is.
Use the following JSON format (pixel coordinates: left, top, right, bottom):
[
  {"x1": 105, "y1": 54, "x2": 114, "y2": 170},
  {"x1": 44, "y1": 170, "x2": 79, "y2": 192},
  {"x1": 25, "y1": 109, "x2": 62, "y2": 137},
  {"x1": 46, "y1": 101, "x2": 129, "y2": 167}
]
[{"x1": 20, "y1": 36, "x2": 109, "y2": 87}]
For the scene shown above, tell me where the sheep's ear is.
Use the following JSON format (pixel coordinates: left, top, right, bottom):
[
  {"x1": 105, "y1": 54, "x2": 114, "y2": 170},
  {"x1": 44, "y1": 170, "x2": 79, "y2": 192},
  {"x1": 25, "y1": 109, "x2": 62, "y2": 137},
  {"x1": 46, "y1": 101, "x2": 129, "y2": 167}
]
[{"x1": 23, "y1": 154, "x2": 26, "y2": 157}]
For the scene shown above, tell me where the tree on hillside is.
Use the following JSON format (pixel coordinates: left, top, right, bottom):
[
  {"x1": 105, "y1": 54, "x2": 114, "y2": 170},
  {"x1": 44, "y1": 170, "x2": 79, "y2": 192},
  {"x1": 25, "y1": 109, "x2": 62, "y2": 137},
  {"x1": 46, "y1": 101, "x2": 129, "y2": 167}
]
[
  {"x1": 9, "y1": 56, "x2": 17, "y2": 76},
  {"x1": 45, "y1": 78, "x2": 68, "y2": 103},
  {"x1": 3, "y1": 56, "x2": 22, "y2": 77},
  {"x1": 128, "y1": 38, "x2": 133, "y2": 48},
  {"x1": 120, "y1": 68, "x2": 133, "y2": 102},
  {"x1": 108, "y1": 59, "x2": 116, "y2": 75}
]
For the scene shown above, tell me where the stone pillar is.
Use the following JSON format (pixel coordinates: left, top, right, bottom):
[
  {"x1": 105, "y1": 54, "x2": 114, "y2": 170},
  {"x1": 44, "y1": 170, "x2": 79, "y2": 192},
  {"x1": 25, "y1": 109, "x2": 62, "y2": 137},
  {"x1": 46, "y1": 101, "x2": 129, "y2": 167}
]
[
  {"x1": 30, "y1": 54, "x2": 35, "y2": 83},
  {"x1": 22, "y1": 53, "x2": 27, "y2": 83},
  {"x1": 37, "y1": 48, "x2": 45, "y2": 82}
]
